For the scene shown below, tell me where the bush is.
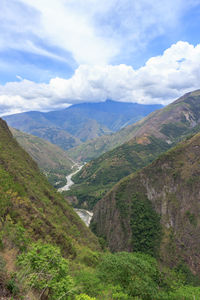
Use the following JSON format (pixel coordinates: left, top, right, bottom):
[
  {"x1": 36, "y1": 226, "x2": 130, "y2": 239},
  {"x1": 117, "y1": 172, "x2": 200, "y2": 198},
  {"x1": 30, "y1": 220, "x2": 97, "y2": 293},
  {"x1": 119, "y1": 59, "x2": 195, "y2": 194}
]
[
  {"x1": 97, "y1": 252, "x2": 160, "y2": 299},
  {"x1": 18, "y1": 241, "x2": 74, "y2": 299}
]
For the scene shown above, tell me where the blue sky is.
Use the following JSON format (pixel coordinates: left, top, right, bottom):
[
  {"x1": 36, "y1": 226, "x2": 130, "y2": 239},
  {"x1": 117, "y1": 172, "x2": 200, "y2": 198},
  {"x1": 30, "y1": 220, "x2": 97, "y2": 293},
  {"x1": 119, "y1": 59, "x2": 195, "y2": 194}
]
[{"x1": 1, "y1": 0, "x2": 200, "y2": 115}]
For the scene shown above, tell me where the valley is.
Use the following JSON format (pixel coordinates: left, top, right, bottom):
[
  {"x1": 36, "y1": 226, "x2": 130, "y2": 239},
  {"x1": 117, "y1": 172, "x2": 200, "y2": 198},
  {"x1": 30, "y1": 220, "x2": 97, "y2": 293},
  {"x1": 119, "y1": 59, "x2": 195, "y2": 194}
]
[
  {"x1": 67, "y1": 90, "x2": 200, "y2": 209},
  {"x1": 10, "y1": 127, "x2": 75, "y2": 188},
  {"x1": 2, "y1": 3, "x2": 200, "y2": 299},
  {"x1": 57, "y1": 164, "x2": 93, "y2": 226},
  {"x1": 1, "y1": 91, "x2": 200, "y2": 299}
]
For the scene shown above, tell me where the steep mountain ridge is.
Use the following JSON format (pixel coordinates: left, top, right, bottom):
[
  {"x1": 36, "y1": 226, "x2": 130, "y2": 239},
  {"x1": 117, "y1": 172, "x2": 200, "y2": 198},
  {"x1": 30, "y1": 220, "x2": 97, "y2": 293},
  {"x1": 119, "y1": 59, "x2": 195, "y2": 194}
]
[
  {"x1": 92, "y1": 131, "x2": 200, "y2": 274},
  {"x1": 71, "y1": 90, "x2": 200, "y2": 208},
  {"x1": 10, "y1": 127, "x2": 75, "y2": 187},
  {"x1": 69, "y1": 90, "x2": 200, "y2": 161},
  {"x1": 0, "y1": 118, "x2": 99, "y2": 256},
  {"x1": 4, "y1": 111, "x2": 81, "y2": 151}
]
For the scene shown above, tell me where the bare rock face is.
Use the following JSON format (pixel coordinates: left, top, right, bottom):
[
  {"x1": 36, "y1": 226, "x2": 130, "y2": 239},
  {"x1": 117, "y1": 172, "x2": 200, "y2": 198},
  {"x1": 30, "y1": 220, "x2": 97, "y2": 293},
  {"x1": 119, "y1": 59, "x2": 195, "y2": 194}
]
[{"x1": 92, "y1": 132, "x2": 200, "y2": 274}]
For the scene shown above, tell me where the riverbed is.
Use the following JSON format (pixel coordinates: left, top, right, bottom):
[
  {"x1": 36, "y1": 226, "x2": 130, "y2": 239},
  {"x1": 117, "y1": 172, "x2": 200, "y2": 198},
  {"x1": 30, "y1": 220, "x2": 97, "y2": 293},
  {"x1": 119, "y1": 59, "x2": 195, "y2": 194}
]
[
  {"x1": 58, "y1": 164, "x2": 93, "y2": 226},
  {"x1": 58, "y1": 164, "x2": 83, "y2": 192}
]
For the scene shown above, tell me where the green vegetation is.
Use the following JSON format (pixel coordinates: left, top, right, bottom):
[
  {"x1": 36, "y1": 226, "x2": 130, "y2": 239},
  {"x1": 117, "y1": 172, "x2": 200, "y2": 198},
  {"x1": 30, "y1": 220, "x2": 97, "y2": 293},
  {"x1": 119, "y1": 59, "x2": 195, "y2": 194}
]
[
  {"x1": 18, "y1": 242, "x2": 74, "y2": 299},
  {"x1": 0, "y1": 118, "x2": 100, "y2": 297},
  {"x1": 70, "y1": 136, "x2": 170, "y2": 209},
  {"x1": 11, "y1": 127, "x2": 75, "y2": 187},
  {"x1": 69, "y1": 90, "x2": 200, "y2": 209},
  {"x1": 6, "y1": 239, "x2": 199, "y2": 299},
  {"x1": 160, "y1": 122, "x2": 188, "y2": 139},
  {"x1": 185, "y1": 211, "x2": 197, "y2": 227},
  {"x1": 2, "y1": 90, "x2": 200, "y2": 298},
  {"x1": 114, "y1": 184, "x2": 162, "y2": 256},
  {"x1": 130, "y1": 194, "x2": 161, "y2": 256},
  {"x1": 92, "y1": 130, "x2": 200, "y2": 278},
  {"x1": 73, "y1": 252, "x2": 200, "y2": 300}
]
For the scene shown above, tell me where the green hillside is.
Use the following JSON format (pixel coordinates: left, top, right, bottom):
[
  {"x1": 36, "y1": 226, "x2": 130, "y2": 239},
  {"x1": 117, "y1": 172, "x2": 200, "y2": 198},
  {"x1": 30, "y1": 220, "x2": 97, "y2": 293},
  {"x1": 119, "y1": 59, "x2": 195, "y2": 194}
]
[
  {"x1": 29, "y1": 125, "x2": 81, "y2": 151},
  {"x1": 0, "y1": 118, "x2": 101, "y2": 297},
  {"x1": 92, "y1": 131, "x2": 200, "y2": 275},
  {"x1": 0, "y1": 118, "x2": 99, "y2": 251},
  {"x1": 10, "y1": 127, "x2": 75, "y2": 187},
  {"x1": 68, "y1": 89, "x2": 200, "y2": 162},
  {"x1": 69, "y1": 90, "x2": 200, "y2": 208},
  {"x1": 1, "y1": 119, "x2": 200, "y2": 299}
]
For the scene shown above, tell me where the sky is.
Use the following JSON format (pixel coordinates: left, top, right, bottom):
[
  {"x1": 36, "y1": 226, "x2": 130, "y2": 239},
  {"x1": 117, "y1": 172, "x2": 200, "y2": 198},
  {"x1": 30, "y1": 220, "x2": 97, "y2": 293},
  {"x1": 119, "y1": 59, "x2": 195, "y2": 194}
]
[{"x1": 1, "y1": 0, "x2": 200, "y2": 115}]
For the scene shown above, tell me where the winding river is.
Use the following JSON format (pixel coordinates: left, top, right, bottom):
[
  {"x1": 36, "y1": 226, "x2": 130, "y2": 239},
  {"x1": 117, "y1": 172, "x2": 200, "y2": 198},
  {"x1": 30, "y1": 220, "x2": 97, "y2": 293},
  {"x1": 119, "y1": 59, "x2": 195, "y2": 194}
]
[
  {"x1": 58, "y1": 164, "x2": 83, "y2": 192},
  {"x1": 58, "y1": 164, "x2": 93, "y2": 227}
]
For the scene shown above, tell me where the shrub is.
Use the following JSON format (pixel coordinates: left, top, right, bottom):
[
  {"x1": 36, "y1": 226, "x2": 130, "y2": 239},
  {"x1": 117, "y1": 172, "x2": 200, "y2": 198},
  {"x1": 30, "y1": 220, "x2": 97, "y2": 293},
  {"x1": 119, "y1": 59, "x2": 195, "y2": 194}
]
[
  {"x1": 18, "y1": 241, "x2": 74, "y2": 299},
  {"x1": 97, "y1": 252, "x2": 160, "y2": 299}
]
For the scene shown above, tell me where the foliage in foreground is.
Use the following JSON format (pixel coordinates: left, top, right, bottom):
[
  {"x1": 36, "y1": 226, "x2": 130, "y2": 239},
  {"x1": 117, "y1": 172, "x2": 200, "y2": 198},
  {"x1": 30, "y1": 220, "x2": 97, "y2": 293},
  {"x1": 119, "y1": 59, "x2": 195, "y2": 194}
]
[
  {"x1": 1, "y1": 240, "x2": 199, "y2": 300},
  {"x1": 18, "y1": 242, "x2": 74, "y2": 299},
  {"x1": 74, "y1": 251, "x2": 200, "y2": 300}
]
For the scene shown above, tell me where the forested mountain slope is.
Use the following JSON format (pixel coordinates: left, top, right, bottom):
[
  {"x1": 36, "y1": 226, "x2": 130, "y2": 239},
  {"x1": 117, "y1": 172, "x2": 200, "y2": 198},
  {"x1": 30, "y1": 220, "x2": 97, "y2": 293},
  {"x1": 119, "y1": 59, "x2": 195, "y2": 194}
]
[
  {"x1": 71, "y1": 90, "x2": 200, "y2": 208},
  {"x1": 10, "y1": 127, "x2": 75, "y2": 187},
  {"x1": 92, "y1": 131, "x2": 200, "y2": 274},
  {"x1": 0, "y1": 117, "x2": 99, "y2": 256},
  {"x1": 1, "y1": 116, "x2": 200, "y2": 299}
]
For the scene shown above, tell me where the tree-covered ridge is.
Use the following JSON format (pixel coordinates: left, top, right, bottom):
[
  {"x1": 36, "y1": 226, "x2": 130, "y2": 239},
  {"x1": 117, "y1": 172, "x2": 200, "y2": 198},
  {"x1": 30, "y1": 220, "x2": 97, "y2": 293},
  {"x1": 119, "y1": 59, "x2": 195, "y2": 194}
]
[
  {"x1": 0, "y1": 118, "x2": 99, "y2": 253},
  {"x1": 10, "y1": 127, "x2": 75, "y2": 187},
  {"x1": 92, "y1": 131, "x2": 200, "y2": 275},
  {"x1": 5, "y1": 242, "x2": 200, "y2": 299},
  {"x1": 69, "y1": 90, "x2": 200, "y2": 208},
  {"x1": 0, "y1": 118, "x2": 100, "y2": 297},
  {"x1": 69, "y1": 135, "x2": 170, "y2": 209}
]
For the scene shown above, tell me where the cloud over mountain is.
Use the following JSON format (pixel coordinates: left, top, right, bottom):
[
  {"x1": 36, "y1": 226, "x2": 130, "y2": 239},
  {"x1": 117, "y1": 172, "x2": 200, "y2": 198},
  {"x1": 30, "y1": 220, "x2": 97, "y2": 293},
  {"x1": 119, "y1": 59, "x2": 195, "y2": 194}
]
[{"x1": 1, "y1": 41, "x2": 200, "y2": 115}]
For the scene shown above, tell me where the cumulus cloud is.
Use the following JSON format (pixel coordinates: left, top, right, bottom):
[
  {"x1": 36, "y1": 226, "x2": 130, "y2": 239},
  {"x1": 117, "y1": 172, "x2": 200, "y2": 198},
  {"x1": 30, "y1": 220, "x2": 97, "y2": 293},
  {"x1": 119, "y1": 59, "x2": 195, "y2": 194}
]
[{"x1": 1, "y1": 41, "x2": 200, "y2": 115}]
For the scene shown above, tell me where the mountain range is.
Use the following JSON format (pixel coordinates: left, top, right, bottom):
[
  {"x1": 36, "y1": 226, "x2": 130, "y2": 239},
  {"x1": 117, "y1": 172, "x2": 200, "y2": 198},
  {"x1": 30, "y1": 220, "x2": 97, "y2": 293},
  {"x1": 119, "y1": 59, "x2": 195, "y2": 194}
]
[
  {"x1": 69, "y1": 90, "x2": 200, "y2": 161},
  {"x1": 70, "y1": 90, "x2": 200, "y2": 208},
  {"x1": 1, "y1": 91, "x2": 200, "y2": 298},
  {"x1": 3, "y1": 100, "x2": 162, "y2": 151}
]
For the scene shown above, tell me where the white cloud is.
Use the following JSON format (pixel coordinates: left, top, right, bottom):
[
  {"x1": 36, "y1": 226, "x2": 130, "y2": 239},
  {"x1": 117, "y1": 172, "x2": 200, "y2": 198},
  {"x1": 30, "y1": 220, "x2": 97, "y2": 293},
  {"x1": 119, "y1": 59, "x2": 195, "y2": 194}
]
[
  {"x1": 1, "y1": 0, "x2": 199, "y2": 66},
  {"x1": 1, "y1": 41, "x2": 200, "y2": 115}
]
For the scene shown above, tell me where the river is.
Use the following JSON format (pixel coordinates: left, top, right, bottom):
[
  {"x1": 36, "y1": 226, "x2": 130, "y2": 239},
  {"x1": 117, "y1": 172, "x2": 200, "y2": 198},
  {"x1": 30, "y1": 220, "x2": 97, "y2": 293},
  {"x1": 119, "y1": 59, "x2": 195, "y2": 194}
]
[
  {"x1": 74, "y1": 209, "x2": 93, "y2": 227},
  {"x1": 58, "y1": 164, "x2": 83, "y2": 192},
  {"x1": 58, "y1": 164, "x2": 93, "y2": 227}
]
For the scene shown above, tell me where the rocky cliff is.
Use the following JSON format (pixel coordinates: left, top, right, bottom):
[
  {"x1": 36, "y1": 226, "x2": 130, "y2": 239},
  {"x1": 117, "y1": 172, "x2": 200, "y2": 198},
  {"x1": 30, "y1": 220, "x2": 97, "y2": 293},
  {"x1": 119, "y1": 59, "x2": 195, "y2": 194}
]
[{"x1": 92, "y1": 131, "x2": 200, "y2": 274}]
